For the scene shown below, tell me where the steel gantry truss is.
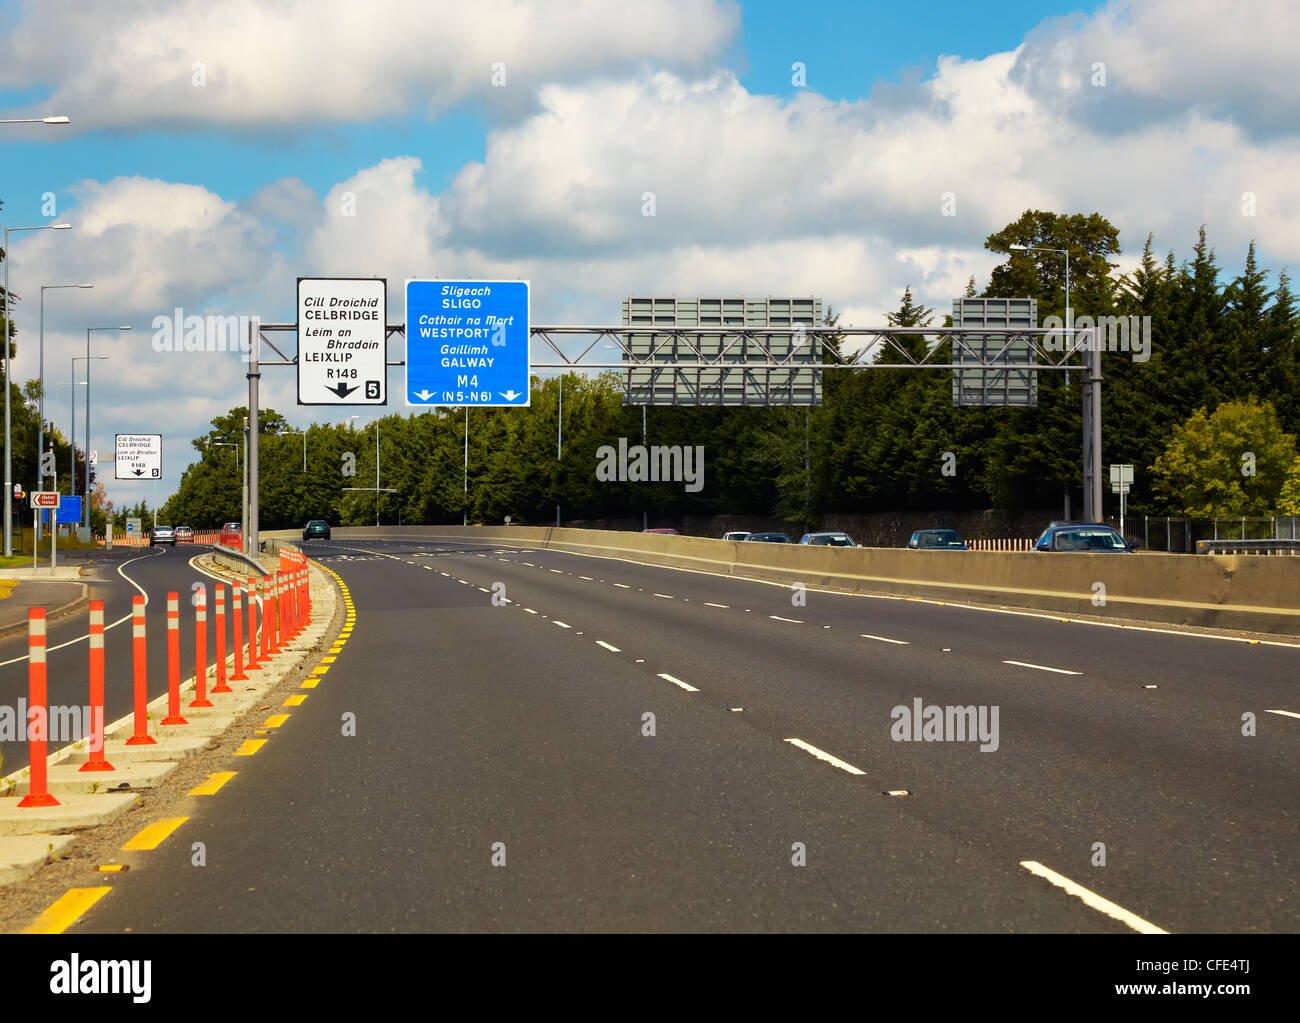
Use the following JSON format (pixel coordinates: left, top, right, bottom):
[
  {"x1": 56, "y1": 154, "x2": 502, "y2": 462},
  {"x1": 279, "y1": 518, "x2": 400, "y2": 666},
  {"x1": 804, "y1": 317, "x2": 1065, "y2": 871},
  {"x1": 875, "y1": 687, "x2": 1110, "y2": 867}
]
[{"x1": 242, "y1": 322, "x2": 1100, "y2": 555}]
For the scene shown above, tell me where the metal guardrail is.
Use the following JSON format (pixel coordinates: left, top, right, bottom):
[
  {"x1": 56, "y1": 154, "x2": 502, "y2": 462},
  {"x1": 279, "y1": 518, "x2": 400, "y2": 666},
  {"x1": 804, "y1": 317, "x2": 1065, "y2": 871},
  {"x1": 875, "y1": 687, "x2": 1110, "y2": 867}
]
[{"x1": 1196, "y1": 539, "x2": 1300, "y2": 555}]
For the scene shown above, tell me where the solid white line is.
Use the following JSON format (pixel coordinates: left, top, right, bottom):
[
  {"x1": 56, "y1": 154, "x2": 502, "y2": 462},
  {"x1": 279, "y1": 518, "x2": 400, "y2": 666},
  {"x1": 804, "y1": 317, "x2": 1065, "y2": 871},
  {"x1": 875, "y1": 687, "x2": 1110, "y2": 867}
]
[
  {"x1": 653, "y1": 593, "x2": 674, "y2": 599},
  {"x1": 658, "y1": 672, "x2": 699, "y2": 692},
  {"x1": 1019, "y1": 860, "x2": 1169, "y2": 934},
  {"x1": 769, "y1": 615, "x2": 803, "y2": 623},
  {"x1": 1265, "y1": 709, "x2": 1300, "y2": 719},
  {"x1": 784, "y1": 738, "x2": 865, "y2": 775},
  {"x1": 861, "y1": 633, "x2": 910, "y2": 645},
  {"x1": 704, "y1": 601, "x2": 729, "y2": 608},
  {"x1": 553, "y1": 621, "x2": 571, "y2": 629},
  {"x1": 596, "y1": 640, "x2": 620, "y2": 652},
  {"x1": 1003, "y1": 659, "x2": 1082, "y2": 675},
  {"x1": 614, "y1": 583, "x2": 631, "y2": 589}
]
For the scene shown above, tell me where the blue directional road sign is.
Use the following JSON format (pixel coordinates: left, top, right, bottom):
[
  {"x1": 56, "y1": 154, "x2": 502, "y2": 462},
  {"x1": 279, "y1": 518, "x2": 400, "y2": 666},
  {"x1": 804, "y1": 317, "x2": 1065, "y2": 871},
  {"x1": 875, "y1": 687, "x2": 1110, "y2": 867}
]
[{"x1": 405, "y1": 280, "x2": 530, "y2": 407}]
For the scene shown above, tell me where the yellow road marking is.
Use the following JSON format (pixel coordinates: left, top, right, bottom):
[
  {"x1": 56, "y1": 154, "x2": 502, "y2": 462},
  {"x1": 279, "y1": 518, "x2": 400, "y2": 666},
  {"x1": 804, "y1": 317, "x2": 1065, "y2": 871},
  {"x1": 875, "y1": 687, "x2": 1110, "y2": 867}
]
[
  {"x1": 22, "y1": 887, "x2": 113, "y2": 934},
  {"x1": 283, "y1": 694, "x2": 307, "y2": 706},
  {"x1": 96, "y1": 864, "x2": 127, "y2": 873},
  {"x1": 321, "y1": 656, "x2": 336, "y2": 663},
  {"x1": 122, "y1": 816, "x2": 189, "y2": 851},
  {"x1": 300, "y1": 679, "x2": 319, "y2": 689},
  {"x1": 263, "y1": 713, "x2": 290, "y2": 728},
  {"x1": 236, "y1": 739, "x2": 266, "y2": 756},
  {"x1": 188, "y1": 771, "x2": 236, "y2": 796}
]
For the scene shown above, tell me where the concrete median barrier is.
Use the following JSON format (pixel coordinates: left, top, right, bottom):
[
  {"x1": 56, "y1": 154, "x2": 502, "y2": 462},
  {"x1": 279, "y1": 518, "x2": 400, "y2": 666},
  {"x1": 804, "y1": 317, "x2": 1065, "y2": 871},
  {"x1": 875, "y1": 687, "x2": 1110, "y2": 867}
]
[{"x1": 268, "y1": 525, "x2": 1300, "y2": 636}]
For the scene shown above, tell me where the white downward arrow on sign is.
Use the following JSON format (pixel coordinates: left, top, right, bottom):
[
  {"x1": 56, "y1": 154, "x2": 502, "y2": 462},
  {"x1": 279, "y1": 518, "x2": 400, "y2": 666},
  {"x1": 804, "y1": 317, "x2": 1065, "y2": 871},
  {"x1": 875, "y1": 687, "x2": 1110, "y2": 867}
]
[
  {"x1": 413, "y1": 390, "x2": 434, "y2": 400},
  {"x1": 500, "y1": 390, "x2": 522, "y2": 401}
]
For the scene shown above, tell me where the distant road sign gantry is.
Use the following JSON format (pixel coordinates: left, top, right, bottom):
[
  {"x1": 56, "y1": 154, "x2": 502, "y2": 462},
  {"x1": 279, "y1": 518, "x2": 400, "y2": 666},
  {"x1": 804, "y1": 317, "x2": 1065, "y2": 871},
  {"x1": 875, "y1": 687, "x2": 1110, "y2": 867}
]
[
  {"x1": 115, "y1": 434, "x2": 162, "y2": 479},
  {"x1": 297, "y1": 277, "x2": 388, "y2": 405},
  {"x1": 405, "y1": 279, "x2": 530, "y2": 407}
]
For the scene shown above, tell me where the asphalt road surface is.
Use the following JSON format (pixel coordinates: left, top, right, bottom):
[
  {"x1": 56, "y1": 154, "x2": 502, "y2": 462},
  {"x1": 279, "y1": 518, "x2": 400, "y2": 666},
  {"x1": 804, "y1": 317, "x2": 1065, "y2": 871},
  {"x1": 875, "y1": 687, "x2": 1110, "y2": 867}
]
[{"x1": 68, "y1": 535, "x2": 1298, "y2": 933}]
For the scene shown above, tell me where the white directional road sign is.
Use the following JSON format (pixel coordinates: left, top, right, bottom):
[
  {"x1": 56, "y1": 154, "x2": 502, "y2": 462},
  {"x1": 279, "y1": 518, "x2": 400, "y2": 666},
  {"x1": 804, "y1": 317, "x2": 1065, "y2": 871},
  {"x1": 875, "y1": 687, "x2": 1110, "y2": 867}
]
[
  {"x1": 1109, "y1": 463, "x2": 1134, "y2": 485},
  {"x1": 115, "y1": 434, "x2": 162, "y2": 479},
  {"x1": 298, "y1": 277, "x2": 387, "y2": 405},
  {"x1": 405, "y1": 279, "x2": 530, "y2": 407},
  {"x1": 30, "y1": 491, "x2": 59, "y2": 508}
]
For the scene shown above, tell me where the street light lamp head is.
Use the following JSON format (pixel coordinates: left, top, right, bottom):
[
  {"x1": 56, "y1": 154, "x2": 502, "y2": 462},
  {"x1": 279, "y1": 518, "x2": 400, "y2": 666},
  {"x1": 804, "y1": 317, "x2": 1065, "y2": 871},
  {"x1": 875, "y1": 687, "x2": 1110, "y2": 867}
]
[
  {"x1": 117, "y1": 325, "x2": 131, "y2": 331},
  {"x1": 50, "y1": 223, "x2": 72, "y2": 230},
  {"x1": 42, "y1": 116, "x2": 70, "y2": 124},
  {"x1": 1009, "y1": 244, "x2": 1028, "y2": 251}
]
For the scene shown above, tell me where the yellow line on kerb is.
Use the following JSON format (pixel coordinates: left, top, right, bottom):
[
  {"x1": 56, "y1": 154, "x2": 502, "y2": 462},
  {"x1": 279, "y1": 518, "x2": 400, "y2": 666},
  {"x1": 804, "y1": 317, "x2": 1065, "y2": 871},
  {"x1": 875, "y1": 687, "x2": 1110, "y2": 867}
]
[
  {"x1": 22, "y1": 887, "x2": 113, "y2": 933},
  {"x1": 121, "y1": 816, "x2": 189, "y2": 851},
  {"x1": 263, "y1": 713, "x2": 290, "y2": 728},
  {"x1": 189, "y1": 771, "x2": 237, "y2": 796},
  {"x1": 236, "y1": 738, "x2": 267, "y2": 756},
  {"x1": 283, "y1": 694, "x2": 307, "y2": 706}
]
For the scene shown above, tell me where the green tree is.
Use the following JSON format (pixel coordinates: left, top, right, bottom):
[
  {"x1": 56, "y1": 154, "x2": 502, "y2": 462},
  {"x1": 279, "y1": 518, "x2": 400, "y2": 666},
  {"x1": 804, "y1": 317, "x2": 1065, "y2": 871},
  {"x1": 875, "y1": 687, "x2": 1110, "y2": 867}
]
[{"x1": 1151, "y1": 398, "x2": 1296, "y2": 516}]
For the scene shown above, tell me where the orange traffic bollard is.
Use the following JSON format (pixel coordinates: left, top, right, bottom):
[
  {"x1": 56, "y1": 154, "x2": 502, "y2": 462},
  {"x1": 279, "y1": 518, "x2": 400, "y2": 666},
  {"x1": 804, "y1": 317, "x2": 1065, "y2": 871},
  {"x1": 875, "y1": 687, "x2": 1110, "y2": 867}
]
[
  {"x1": 230, "y1": 584, "x2": 248, "y2": 681},
  {"x1": 125, "y1": 596, "x2": 156, "y2": 745},
  {"x1": 80, "y1": 601, "x2": 115, "y2": 772},
  {"x1": 266, "y1": 575, "x2": 281, "y2": 655},
  {"x1": 260, "y1": 577, "x2": 272, "y2": 659},
  {"x1": 17, "y1": 609, "x2": 59, "y2": 807},
  {"x1": 246, "y1": 578, "x2": 261, "y2": 670},
  {"x1": 161, "y1": 592, "x2": 188, "y2": 725},
  {"x1": 211, "y1": 584, "x2": 231, "y2": 694},
  {"x1": 190, "y1": 585, "x2": 212, "y2": 708}
]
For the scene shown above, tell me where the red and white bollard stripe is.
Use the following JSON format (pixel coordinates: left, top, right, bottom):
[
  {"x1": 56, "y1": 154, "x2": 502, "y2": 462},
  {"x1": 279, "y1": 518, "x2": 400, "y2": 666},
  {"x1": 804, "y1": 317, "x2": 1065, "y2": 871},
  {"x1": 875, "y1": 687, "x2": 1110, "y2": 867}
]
[
  {"x1": 212, "y1": 583, "x2": 231, "y2": 694},
  {"x1": 17, "y1": 609, "x2": 58, "y2": 807},
  {"x1": 162, "y1": 591, "x2": 188, "y2": 725},
  {"x1": 79, "y1": 601, "x2": 115, "y2": 772},
  {"x1": 191, "y1": 585, "x2": 212, "y2": 708},
  {"x1": 125, "y1": 595, "x2": 156, "y2": 745},
  {"x1": 247, "y1": 577, "x2": 261, "y2": 670},
  {"x1": 231, "y1": 584, "x2": 248, "y2": 681}
]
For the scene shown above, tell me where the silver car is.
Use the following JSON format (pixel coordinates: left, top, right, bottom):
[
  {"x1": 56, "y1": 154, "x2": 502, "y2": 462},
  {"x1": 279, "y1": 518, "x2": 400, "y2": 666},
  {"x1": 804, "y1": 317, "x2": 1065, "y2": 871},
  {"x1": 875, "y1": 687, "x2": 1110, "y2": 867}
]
[{"x1": 800, "y1": 531, "x2": 857, "y2": 547}]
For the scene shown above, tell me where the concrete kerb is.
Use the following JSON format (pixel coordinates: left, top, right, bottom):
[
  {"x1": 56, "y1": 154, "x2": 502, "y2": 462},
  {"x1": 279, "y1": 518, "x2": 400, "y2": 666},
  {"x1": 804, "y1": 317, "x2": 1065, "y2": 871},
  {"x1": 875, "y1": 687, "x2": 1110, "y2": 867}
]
[{"x1": 0, "y1": 554, "x2": 338, "y2": 878}]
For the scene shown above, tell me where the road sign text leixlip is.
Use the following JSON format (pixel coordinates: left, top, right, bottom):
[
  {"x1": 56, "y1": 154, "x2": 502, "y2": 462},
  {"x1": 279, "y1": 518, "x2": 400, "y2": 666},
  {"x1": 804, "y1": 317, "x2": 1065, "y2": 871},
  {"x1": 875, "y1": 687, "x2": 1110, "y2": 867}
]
[
  {"x1": 115, "y1": 434, "x2": 162, "y2": 480},
  {"x1": 297, "y1": 277, "x2": 388, "y2": 405}
]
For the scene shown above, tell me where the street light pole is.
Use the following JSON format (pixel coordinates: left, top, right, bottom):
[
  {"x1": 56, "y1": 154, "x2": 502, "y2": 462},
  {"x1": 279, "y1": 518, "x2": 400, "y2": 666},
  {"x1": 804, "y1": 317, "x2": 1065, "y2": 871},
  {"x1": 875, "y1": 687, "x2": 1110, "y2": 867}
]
[
  {"x1": 84, "y1": 326, "x2": 131, "y2": 530},
  {"x1": 38, "y1": 283, "x2": 93, "y2": 540},
  {"x1": 3, "y1": 222, "x2": 71, "y2": 555}
]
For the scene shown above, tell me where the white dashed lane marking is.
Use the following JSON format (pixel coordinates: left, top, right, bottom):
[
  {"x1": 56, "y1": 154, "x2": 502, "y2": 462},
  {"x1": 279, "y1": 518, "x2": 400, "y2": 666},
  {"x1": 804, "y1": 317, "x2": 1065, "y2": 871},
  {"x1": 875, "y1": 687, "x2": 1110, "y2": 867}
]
[
  {"x1": 553, "y1": 621, "x2": 572, "y2": 629},
  {"x1": 861, "y1": 633, "x2": 910, "y2": 645},
  {"x1": 658, "y1": 672, "x2": 699, "y2": 693},
  {"x1": 1019, "y1": 861, "x2": 1169, "y2": 934},
  {"x1": 596, "y1": 640, "x2": 620, "y2": 652},
  {"x1": 1003, "y1": 660, "x2": 1082, "y2": 676},
  {"x1": 769, "y1": 615, "x2": 802, "y2": 624},
  {"x1": 614, "y1": 583, "x2": 631, "y2": 589},
  {"x1": 784, "y1": 739, "x2": 865, "y2": 776},
  {"x1": 1265, "y1": 709, "x2": 1300, "y2": 719},
  {"x1": 704, "y1": 602, "x2": 729, "y2": 608}
]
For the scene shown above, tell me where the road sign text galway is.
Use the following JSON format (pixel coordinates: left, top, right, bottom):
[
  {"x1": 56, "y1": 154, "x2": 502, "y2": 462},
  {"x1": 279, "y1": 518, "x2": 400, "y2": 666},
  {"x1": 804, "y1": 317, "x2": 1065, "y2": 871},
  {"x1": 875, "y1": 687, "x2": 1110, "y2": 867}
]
[
  {"x1": 115, "y1": 434, "x2": 162, "y2": 479},
  {"x1": 405, "y1": 279, "x2": 530, "y2": 407},
  {"x1": 297, "y1": 278, "x2": 388, "y2": 405}
]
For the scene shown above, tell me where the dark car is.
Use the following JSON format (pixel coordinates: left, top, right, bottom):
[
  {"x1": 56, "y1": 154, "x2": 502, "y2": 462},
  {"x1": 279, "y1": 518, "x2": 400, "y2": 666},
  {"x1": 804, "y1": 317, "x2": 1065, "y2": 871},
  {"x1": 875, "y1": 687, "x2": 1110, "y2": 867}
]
[
  {"x1": 302, "y1": 519, "x2": 331, "y2": 541},
  {"x1": 1034, "y1": 523, "x2": 1138, "y2": 552},
  {"x1": 150, "y1": 525, "x2": 176, "y2": 547},
  {"x1": 800, "y1": 531, "x2": 857, "y2": 547},
  {"x1": 747, "y1": 532, "x2": 793, "y2": 543},
  {"x1": 642, "y1": 528, "x2": 679, "y2": 535},
  {"x1": 907, "y1": 529, "x2": 969, "y2": 550}
]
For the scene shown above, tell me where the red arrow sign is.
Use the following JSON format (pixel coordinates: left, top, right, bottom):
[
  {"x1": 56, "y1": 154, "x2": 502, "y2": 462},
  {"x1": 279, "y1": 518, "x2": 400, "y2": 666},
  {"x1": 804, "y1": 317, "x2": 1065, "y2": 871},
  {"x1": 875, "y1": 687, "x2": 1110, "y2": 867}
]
[{"x1": 31, "y1": 492, "x2": 60, "y2": 508}]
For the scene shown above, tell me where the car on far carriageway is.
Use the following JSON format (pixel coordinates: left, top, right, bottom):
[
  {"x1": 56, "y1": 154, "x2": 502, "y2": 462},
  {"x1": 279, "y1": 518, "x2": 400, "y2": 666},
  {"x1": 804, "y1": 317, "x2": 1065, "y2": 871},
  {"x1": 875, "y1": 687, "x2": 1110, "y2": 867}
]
[
  {"x1": 721, "y1": 530, "x2": 751, "y2": 542},
  {"x1": 747, "y1": 532, "x2": 793, "y2": 543},
  {"x1": 303, "y1": 519, "x2": 331, "y2": 541},
  {"x1": 1034, "y1": 523, "x2": 1138, "y2": 553},
  {"x1": 906, "y1": 529, "x2": 969, "y2": 550},
  {"x1": 150, "y1": 525, "x2": 176, "y2": 547},
  {"x1": 642, "y1": 528, "x2": 680, "y2": 535},
  {"x1": 219, "y1": 522, "x2": 242, "y2": 547},
  {"x1": 799, "y1": 531, "x2": 858, "y2": 547},
  {"x1": 174, "y1": 525, "x2": 194, "y2": 543}
]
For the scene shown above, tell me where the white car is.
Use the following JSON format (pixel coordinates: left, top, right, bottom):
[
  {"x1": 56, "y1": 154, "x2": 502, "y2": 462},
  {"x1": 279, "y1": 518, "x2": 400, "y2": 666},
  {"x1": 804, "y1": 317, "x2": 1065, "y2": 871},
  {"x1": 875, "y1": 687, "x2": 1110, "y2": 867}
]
[{"x1": 721, "y1": 531, "x2": 751, "y2": 541}]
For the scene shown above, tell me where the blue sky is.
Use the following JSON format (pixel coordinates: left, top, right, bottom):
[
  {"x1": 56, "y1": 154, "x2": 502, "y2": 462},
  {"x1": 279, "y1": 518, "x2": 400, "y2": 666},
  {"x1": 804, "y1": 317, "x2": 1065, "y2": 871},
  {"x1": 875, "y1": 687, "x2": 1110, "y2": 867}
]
[{"x1": 0, "y1": 0, "x2": 1296, "y2": 506}]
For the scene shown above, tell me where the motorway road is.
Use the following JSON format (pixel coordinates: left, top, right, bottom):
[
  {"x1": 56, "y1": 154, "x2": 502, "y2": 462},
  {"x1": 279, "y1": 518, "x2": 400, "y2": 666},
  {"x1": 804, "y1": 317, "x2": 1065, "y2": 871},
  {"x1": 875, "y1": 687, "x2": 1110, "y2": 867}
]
[
  {"x1": 0, "y1": 545, "x2": 254, "y2": 775},
  {"x1": 67, "y1": 535, "x2": 1298, "y2": 933}
]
